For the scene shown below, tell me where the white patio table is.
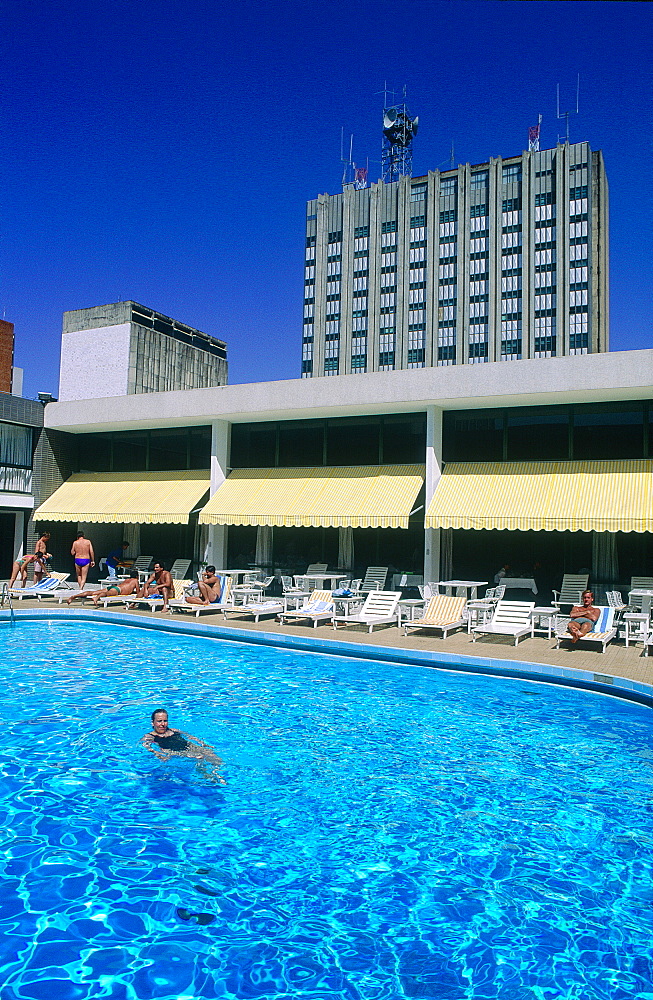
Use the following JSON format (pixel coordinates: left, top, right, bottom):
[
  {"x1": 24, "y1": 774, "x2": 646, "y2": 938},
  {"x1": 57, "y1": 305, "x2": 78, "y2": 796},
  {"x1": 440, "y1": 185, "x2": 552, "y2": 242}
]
[
  {"x1": 629, "y1": 589, "x2": 653, "y2": 618},
  {"x1": 498, "y1": 577, "x2": 539, "y2": 595},
  {"x1": 438, "y1": 580, "x2": 487, "y2": 601},
  {"x1": 302, "y1": 572, "x2": 350, "y2": 591}
]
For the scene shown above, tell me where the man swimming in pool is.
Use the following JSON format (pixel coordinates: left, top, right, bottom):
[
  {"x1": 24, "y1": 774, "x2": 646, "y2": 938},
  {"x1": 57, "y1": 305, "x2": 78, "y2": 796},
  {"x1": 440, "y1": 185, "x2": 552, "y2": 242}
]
[
  {"x1": 66, "y1": 570, "x2": 140, "y2": 606},
  {"x1": 566, "y1": 590, "x2": 601, "y2": 644},
  {"x1": 142, "y1": 708, "x2": 224, "y2": 778}
]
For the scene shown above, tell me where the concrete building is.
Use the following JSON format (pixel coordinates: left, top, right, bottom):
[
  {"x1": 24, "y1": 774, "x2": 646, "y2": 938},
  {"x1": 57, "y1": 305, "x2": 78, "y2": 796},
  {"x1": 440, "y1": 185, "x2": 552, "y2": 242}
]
[
  {"x1": 59, "y1": 301, "x2": 228, "y2": 401},
  {"x1": 0, "y1": 393, "x2": 43, "y2": 577},
  {"x1": 35, "y1": 349, "x2": 651, "y2": 599},
  {"x1": 302, "y1": 141, "x2": 608, "y2": 376}
]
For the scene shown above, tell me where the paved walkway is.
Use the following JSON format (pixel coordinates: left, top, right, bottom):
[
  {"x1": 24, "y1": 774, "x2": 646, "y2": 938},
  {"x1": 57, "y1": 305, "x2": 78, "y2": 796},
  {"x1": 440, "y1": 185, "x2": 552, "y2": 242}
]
[{"x1": 10, "y1": 596, "x2": 652, "y2": 687}]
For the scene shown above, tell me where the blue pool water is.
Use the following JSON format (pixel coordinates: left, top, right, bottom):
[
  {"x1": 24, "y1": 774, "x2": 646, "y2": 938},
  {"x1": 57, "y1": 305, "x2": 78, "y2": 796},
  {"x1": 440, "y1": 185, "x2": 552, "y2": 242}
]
[{"x1": 0, "y1": 620, "x2": 651, "y2": 1000}]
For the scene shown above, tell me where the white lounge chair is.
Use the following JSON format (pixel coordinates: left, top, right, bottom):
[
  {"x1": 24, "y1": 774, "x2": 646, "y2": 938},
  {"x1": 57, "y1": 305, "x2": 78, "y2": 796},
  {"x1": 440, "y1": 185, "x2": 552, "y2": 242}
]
[
  {"x1": 554, "y1": 605, "x2": 617, "y2": 653},
  {"x1": 359, "y1": 566, "x2": 388, "y2": 593},
  {"x1": 222, "y1": 594, "x2": 287, "y2": 623},
  {"x1": 552, "y1": 574, "x2": 589, "y2": 611},
  {"x1": 628, "y1": 577, "x2": 653, "y2": 611},
  {"x1": 9, "y1": 573, "x2": 71, "y2": 601},
  {"x1": 119, "y1": 578, "x2": 192, "y2": 612},
  {"x1": 471, "y1": 600, "x2": 535, "y2": 646},
  {"x1": 332, "y1": 590, "x2": 401, "y2": 633},
  {"x1": 403, "y1": 595, "x2": 467, "y2": 639},
  {"x1": 278, "y1": 590, "x2": 334, "y2": 629},
  {"x1": 169, "y1": 559, "x2": 192, "y2": 580},
  {"x1": 168, "y1": 577, "x2": 234, "y2": 618}
]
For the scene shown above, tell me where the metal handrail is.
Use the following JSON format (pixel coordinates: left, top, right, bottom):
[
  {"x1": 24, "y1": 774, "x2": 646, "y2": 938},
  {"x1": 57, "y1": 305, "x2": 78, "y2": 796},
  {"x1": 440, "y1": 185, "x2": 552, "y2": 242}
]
[{"x1": 1, "y1": 582, "x2": 15, "y2": 624}]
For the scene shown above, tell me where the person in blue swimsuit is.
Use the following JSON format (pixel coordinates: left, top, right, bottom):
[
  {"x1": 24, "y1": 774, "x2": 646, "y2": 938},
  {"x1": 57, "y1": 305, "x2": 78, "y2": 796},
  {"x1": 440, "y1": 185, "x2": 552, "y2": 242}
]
[
  {"x1": 71, "y1": 531, "x2": 95, "y2": 589},
  {"x1": 183, "y1": 566, "x2": 222, "y2": 607},
  {"x1": 142, "y1": 709, "x2": 224, "y2": 776},
  {"x1": 567, "y1": 590, "x2": 601, "y2": 644}
]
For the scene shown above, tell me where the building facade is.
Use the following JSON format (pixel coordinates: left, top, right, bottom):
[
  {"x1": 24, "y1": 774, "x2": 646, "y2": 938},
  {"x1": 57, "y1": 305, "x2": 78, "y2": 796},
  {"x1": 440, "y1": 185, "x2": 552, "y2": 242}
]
[
  {"x1": 0, "y1": 393, "x2": 44, "y2": 577},
  {"x1": 36, "y1": 349, "x2": 651, "y2": 599},
  {"x1": 59, "y1": 301, "x2": 228, "y2": 401},
  {"x1": 302, "y1": 141, "x2": 608, "y2": 377}
]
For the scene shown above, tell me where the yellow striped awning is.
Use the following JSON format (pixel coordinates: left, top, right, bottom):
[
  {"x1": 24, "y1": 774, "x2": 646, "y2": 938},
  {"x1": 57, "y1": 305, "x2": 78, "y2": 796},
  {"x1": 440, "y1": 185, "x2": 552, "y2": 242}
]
[
  {"x1": 33, "y1": 471, "x2": 210, "y2": 524},
  {"x1": 199, "y1": 465, "x2": 425, "y2": 529},
  {"x1": 425, "y1": 460, "x2": 653, "y2": 533}
]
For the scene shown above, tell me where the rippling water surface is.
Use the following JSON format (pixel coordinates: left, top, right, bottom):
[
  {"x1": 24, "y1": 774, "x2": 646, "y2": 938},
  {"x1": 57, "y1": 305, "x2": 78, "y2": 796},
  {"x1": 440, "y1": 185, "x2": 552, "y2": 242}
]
[{"x1": 0, "y1": 620, "x2": 651, "y2": 999}]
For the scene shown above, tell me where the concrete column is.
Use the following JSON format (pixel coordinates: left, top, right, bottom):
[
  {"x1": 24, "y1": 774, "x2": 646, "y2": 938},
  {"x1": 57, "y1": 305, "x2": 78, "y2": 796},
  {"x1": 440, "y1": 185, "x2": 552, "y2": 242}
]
[
  {"x1": 424, "y1": 406, "x2": 443, "y2": 582},
  {"x1": 206, "y1": 420, "x2": 230, "y2": 568},
  {"x1": 13, "y1": 511, "x2": 25, "y2": 560}
]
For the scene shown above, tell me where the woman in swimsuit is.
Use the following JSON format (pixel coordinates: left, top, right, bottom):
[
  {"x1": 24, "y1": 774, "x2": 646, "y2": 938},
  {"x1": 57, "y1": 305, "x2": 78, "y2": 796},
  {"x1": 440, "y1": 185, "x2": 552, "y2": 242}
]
[
  {"x1": 9, "y1": 553, "x2": 37, "y2": 588},
  {"x1": 142, "y1": 709, "x2": 224, "y2": 774},
  {"x1": 567, "y1": 589, "x2": 601, "y2": 644}
]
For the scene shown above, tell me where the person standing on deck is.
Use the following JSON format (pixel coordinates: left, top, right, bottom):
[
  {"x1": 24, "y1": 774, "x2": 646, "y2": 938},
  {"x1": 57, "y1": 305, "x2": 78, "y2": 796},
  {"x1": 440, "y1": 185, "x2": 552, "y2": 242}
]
[
  {"x1": 71, "y1": 531, "x2": 95, "y2": 589},
  {"x1": 33, "y1": 532, "x2": 52, "y2": 584}
]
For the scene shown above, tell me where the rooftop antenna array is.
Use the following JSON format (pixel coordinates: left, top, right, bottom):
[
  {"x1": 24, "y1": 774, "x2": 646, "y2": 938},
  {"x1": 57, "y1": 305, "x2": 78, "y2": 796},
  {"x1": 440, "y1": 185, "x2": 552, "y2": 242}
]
[
  {"x1": 528, "y1": 115, "x2": 542, "y2": 152},
  {"x1": 556, "y1": 76, "x2": 579, "y2": 144},
  {"x1": 379, "y1": 83, "x2": 419, "y2": 184},
  {"x1": 340, "y1": 129, "x2": 369, "y2": 191}
]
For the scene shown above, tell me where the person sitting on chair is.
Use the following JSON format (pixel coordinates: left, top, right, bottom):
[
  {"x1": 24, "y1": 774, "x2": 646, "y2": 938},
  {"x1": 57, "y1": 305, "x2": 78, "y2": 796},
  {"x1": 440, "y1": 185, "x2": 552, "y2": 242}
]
[
  {"x1": 141, "y1": 562, "x2": 174, "y2": 611},
  {"x1": 183, "y1": 566, "x2": 222, "y2": 606},
  {"x1": 566, "y1": 590, "x2": 601, "y2": 644}
]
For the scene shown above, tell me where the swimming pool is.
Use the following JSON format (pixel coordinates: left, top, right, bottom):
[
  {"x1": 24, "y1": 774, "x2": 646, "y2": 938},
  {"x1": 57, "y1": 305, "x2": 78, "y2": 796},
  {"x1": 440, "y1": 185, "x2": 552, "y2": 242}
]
[{"x1": 0, "y1": 619, "x2": 651, "y2": 999}]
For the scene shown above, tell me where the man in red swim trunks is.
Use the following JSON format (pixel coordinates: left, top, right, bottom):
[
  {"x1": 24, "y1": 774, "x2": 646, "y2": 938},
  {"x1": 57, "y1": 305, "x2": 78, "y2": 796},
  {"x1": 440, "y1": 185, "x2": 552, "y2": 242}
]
[{"x1": 71, "y1": 531, "x2": 95, "y2": 589}]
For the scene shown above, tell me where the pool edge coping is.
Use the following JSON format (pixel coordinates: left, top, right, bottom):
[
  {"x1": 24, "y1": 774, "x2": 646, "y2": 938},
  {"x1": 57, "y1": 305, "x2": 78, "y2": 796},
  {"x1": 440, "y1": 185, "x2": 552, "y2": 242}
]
[{"x1": 3, "y1": 608, "x2": 653, "y2": 709}]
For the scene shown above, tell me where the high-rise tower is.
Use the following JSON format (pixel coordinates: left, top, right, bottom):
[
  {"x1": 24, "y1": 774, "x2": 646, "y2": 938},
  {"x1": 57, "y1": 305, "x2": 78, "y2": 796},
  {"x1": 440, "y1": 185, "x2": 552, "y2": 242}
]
[{"x1": 302, "y1": 141, "x2": 608, "y2": 377}]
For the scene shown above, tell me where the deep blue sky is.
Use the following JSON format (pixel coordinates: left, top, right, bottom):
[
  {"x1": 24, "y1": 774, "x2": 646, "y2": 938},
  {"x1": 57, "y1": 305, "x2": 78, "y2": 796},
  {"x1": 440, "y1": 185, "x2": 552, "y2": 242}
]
[{"x1": 1, "y1": 0, "x2": 650, "y2": 399}]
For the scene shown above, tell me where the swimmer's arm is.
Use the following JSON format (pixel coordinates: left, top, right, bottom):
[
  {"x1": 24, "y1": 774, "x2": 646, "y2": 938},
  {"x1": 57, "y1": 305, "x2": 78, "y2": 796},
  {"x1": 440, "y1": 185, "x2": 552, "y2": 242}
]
[{"x1": 141, "y1": 734, "x2": 166, "y2": 759}]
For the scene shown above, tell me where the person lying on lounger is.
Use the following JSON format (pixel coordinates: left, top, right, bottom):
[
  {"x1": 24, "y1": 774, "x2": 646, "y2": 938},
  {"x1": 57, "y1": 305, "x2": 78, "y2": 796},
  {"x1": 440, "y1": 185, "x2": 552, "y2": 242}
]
[
  {"x1": 182, "y1": 565, "x2": 222, "y2": 606},
  {"x1": 566, "y1": 590, "x2": 601, "y2": 644},
  {"x1": 141, "y1": 708, "x2": 224, "y2": 781},
  {"x1": 66, "y1": 570, "x2": 140, "y2": 606}
]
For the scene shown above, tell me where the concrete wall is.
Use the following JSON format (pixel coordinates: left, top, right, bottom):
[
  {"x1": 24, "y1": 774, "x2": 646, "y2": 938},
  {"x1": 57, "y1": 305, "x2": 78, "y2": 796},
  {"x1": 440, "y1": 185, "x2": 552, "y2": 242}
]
[{"x1": 59, "y1": 324, "x2": 132, "y2": 401}]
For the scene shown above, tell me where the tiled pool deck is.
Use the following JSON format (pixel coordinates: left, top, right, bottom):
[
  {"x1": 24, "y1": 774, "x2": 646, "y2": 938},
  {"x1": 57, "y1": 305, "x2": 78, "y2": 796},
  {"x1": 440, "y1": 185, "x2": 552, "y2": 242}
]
[{"x1": 4, "y1": 597, "x2": 652, "y2": 706}]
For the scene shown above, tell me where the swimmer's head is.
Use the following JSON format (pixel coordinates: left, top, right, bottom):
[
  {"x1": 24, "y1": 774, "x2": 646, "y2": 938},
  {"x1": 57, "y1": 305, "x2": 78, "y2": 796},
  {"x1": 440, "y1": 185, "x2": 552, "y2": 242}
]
[
  {"x1": 206, "y1": 565, "x2": 216, "y2": 574},
  {"x1": 151, "y1": 708, "x2": 168, "y2": 732},
  {"x1": 129, "y1": 570, "x2": 139, "y2": 579}
]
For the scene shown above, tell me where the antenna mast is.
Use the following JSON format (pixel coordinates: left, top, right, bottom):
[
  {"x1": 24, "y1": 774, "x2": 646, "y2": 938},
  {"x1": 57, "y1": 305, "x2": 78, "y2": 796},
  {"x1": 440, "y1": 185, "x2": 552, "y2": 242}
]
[
  {"x1": 528, "y1": 114, "x2": 542, "y2": 152},
  {"x1": 556, "y1": 76, "x2": 579, "y2": 144},
  {"x1": 380, "y1": 85, "x2": 419, "y2": 184},
  {"x1": 341, "y1": 132, "x2": 368, "y2": 191}
]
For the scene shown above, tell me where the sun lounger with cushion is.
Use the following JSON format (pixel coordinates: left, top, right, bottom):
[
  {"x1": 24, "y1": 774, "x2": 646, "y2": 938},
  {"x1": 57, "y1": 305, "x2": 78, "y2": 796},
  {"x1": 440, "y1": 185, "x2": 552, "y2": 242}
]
[
  {"x1": 554, "y1": 606, "x2": 617, "y2": 653},
  {"x1": 119, "y1": 578, "x2": 192, "y2": 612},
  {"x1": 9, "y1": 573, "x2": 71, "y2": 601},
  {"x1": 403, "y1": 595, "x2": 467, "y2": 638},
  {"x1": 332, "y1": 590, "x2": 401, "y2": 633},
  {"x1": 471, "y1": 600, "x2": 535, "y2": 646},
  {"x1": 168, "y1": 577, "x2": 234, "y2": 618},
  {"x1": 278, "y1": 590, "x2": 334, "y2": 628},
  {"x1": 222, "y1": 596, "x2": 287, "y2": 623}
]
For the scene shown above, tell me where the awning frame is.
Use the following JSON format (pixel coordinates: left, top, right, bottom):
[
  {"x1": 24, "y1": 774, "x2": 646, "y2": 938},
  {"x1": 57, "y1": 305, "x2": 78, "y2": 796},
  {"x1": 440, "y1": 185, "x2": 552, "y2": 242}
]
[
  {"x1": 200, "y1": 464, "x2": 426, "y2": 529},
  {"x1": 33, "y1": 470, "x2": 211, "y2": 525},
  {"x1": 425, "y1": 460, "x2": 653, "y2": 533}
]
